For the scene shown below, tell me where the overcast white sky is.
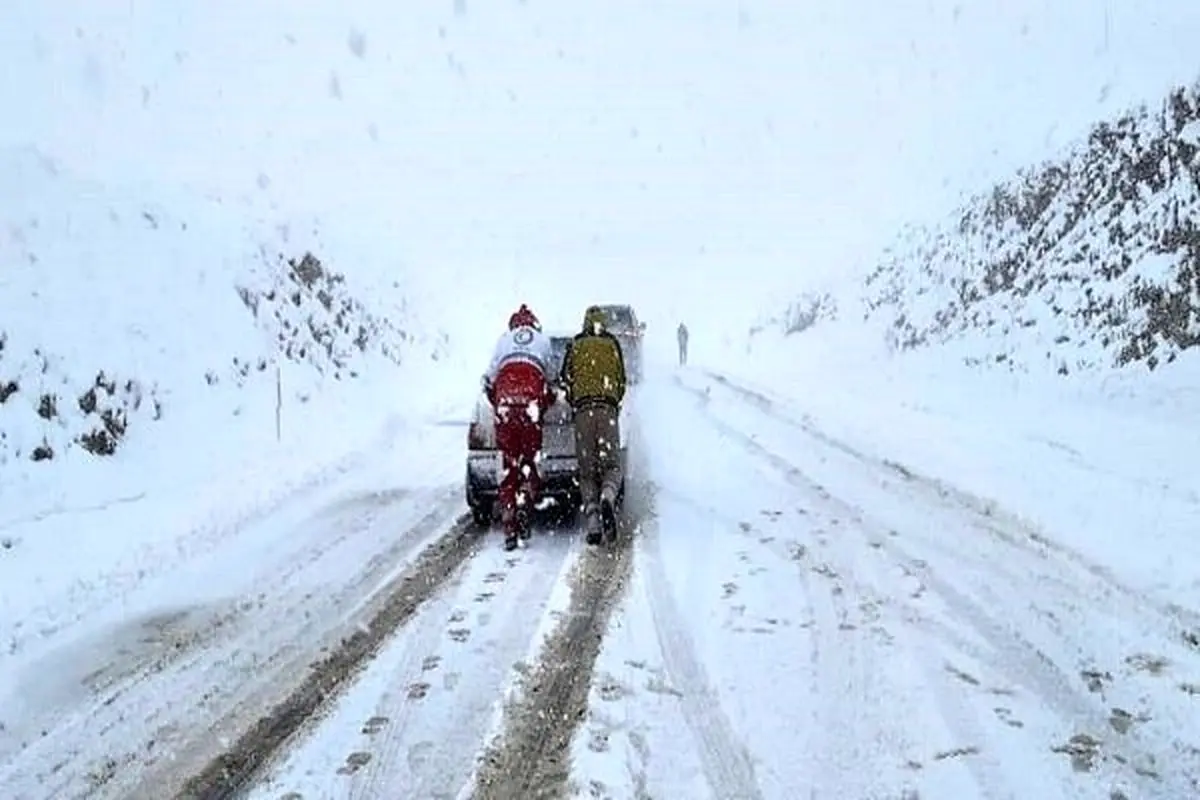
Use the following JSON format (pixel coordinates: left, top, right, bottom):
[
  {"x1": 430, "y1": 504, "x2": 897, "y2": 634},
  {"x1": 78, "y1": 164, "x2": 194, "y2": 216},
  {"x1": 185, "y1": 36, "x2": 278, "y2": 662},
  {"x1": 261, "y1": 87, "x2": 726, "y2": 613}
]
[{"x1": 5, "y1": 0, "x2": 1200, "y2": 333}]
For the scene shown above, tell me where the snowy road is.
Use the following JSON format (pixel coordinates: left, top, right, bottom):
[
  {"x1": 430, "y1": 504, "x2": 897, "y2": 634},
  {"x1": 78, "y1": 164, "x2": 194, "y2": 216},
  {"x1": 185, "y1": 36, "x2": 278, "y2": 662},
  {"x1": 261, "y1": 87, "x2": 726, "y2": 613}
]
[
  {"x1": 4, "y1": 373, "x2": 1200, "y2": 800},
  {"x1": 0, "y1": 423, "x2": 484, "y2": 800},
  {"x1": 575, "y1": 371, "x2": 1200, "y2": 800}
]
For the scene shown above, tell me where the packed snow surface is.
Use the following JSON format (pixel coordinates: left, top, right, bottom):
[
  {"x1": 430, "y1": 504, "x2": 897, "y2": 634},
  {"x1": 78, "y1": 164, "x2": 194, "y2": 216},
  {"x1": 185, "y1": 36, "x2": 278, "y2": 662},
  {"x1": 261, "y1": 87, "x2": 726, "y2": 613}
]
[{"x1": 4, "y1": 353, "x2": 1198, "y2": 799}]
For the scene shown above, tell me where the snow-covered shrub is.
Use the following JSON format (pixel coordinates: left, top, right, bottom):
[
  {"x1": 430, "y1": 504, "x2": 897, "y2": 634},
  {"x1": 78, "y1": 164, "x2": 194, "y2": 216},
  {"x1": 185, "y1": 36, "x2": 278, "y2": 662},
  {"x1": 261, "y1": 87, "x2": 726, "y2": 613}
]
[
  {"x1": 228, "y1": 251, "x2": 410, "y2": 386},
  {"x1": 860, "y1": 75, "x2": 1200, "y2": 375},
  {"x1": 752, "y1": 292, "x2": 838, "y2": 340}
]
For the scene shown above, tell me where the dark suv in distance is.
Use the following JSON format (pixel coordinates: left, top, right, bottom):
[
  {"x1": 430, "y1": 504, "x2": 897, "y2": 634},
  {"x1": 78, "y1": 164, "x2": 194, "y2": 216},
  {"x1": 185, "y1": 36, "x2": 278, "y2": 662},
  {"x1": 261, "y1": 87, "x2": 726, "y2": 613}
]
[{"x1": 592, "y1": 304, "x2": 645, "y2": 383}]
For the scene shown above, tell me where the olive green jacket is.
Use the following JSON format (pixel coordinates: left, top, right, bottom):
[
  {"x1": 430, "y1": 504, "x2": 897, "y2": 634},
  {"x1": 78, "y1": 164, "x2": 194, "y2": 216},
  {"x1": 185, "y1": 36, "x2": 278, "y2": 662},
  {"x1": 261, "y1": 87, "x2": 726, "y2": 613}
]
[{"x1": 559, "y1": 330, "x2": 627, "y2": 408}]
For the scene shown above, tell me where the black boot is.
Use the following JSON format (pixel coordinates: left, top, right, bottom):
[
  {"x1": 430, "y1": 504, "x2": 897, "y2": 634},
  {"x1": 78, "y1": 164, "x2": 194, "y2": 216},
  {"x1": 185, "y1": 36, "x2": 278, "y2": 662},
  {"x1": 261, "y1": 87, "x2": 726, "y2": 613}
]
[
  {"x1": 600, "y1": 488, "x2": 618, "y2": 542},
  {"x1": 584, "y1": 507, "x2": 603, "y2": 546},
  {"x1": 501, "y1": 507, "x2": 520, "y2": 551}
]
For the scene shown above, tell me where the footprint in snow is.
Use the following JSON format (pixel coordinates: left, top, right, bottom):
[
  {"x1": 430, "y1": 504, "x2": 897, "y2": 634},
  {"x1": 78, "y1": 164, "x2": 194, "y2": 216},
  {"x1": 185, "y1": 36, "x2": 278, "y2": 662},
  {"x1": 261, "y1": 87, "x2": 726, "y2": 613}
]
[
  {"x1": 1081, "y1": 668, "x2": 1113, "y2": 693},
  {"x1": 644, "y1": 672, "x2": 683, "y2": 698},
  {"x1": 587, "y1": 728, "x2": 611, "y2": 753},
  {"x1": 811, "y1": 563, "x2": 838, "y2": 580},
  {"x1": 361, "y1": 715, "x2": 389, "y2": 735},
  {"x1": 447, "y1": 628, "x2": 471, "y2": 643},
  {"x1": 1051, "y1": 733, "x2": 1102, "y2": 773},
  {"x1": 585, "y1": 778, "x2": 613, "y2": 799},
  {"x1": 1125, "y1": 653, "x2": 1169, "y2": 675},
  {"x1": 1107, "y1": 707, "x2": 1148, "y2": 734},
  {"x1": 407, "y1": 681, "x2": 431, "y2": 700},
  {"x1": 993, "y1": 707, "x2": 1024, "y2": 728},
  {"x1": 932, "y1": 745, "x2": 981, "y2": 762},
  {"x1": 944, "y1": 663, "x2": 981, "y2": 686},
  {"x1": 422, "y1": 654, "x2": 441, "y2": 671},
  {"x1": 336, "y1": 751, "x2": 372, "y2": 775},
  {"x1": 595, "y1": 673, "x2": 630, "y2": 702}
]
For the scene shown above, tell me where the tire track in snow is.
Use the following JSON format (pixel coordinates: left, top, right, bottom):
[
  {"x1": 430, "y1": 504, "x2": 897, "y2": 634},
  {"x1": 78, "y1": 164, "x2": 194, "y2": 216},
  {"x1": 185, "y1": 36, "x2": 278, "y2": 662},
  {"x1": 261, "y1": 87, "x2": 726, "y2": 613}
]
[
  {"x1": 671, "y1": 375, "x2": 905, "y2": 796},
  {"x1": 173, "y1": 510, "x2": 486, "y2": 800},
  {"x1": 683, "y1": 380, "x2": 1075, "y2": 789},
  {"x1": 691, "y1": 372, "x2": 1200, "y2": 798},
  {"x1": 341, "y1": 533, "x2": 580, "y2": 800},
  {"x1": 2, "y1": 486, "x2": 469, "y2": 800},
  {"x1": 702, "y1": 369, "x2": 1200, "y2": 631},
  {"x1": 702, "y1": 371, "x2": 1200, "y2": 674},
  {"x1": 467, "y1": 493, "x2": 642, "y2": 799},
  {"x1": 639, "y1": 486, "x2": 765, "y2": 800}
]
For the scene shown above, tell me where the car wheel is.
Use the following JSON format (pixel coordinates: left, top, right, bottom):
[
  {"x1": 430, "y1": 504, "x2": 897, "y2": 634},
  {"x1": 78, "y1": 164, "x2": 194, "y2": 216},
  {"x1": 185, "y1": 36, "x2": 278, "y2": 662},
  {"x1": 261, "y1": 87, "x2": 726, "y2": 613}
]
[
  {"x1": 558, "y1": 497, "x2": 580, "y2": 526},
  {"x1": 470, "y1": 499, "x2": 494, "y2": 526}
]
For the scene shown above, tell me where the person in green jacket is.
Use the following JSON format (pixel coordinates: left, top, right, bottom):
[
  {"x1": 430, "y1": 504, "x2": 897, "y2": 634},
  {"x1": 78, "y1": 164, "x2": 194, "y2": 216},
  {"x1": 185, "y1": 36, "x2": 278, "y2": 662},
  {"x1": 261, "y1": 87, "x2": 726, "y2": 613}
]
[{"x1": 559, "y1": 306, "x2": 628, "y2": 545}]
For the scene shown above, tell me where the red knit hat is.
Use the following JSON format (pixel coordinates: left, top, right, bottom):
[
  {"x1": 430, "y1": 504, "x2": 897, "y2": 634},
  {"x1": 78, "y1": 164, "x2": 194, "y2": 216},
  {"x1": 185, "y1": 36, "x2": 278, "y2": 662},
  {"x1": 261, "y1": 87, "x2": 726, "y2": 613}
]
[{"x1": 508, "y1": 304, "x2": 541, "y2": 331}]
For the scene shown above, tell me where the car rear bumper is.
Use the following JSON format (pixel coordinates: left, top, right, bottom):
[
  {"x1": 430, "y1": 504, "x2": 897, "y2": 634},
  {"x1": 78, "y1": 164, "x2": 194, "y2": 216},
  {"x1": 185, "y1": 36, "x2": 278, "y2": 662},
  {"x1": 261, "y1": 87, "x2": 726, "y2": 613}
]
[{"x1": 466, "y1": 451, "x2": 579, "y2": 498}]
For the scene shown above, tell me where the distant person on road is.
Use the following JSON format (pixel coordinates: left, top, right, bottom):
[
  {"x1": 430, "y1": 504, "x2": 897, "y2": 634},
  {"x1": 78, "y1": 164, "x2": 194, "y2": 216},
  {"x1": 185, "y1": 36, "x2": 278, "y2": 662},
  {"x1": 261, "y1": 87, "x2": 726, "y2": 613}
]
[
  {"x1": 677, "y1": 322, "x2": 689, "y2": 366},
  {"x1": 483, "y1": 304, "x2": 557, "y2": 551},
  {"x1": 560, "y1": 306, "x2": 628, "y2": 546}
]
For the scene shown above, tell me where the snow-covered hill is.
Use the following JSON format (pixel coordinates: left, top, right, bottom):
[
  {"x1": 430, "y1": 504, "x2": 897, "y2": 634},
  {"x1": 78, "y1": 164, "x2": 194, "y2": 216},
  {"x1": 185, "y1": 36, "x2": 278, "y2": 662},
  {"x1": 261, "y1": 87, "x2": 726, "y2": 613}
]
[
  {"x1": 852, "y1": 77, "x2": 1200, "y2": 378},
  {"x1": 0, "y1": 146, "x2": 447, "y2": 504}
]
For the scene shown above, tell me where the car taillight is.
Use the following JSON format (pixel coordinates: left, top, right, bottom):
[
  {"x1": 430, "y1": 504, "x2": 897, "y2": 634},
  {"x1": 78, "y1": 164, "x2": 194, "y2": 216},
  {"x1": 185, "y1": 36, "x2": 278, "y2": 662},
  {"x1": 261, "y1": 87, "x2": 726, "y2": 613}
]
[{"x1": 468, "y1": 421, "x2": 488, "y2": 449}]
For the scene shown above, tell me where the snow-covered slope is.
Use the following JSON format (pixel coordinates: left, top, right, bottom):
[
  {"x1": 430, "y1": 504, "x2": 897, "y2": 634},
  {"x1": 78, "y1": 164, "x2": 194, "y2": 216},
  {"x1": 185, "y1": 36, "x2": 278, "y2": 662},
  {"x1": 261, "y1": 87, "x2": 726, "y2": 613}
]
[
  {"x1": 0, "y1": 146, "x2": 448, "y2": 509},
  {"x1": 852, "y1": 77, "x2": 1200, "y2": 378}
]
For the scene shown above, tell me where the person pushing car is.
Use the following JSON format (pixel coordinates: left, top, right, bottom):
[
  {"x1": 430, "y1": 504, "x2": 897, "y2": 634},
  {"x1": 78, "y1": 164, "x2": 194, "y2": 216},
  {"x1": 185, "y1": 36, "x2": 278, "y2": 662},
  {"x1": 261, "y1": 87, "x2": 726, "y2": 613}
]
[
  {"x1": 482, "y1": 304, "x2": 556, "y2": 550},
  {"x1": 559, "y1": 306, "x2": 628, "y2": 545}
]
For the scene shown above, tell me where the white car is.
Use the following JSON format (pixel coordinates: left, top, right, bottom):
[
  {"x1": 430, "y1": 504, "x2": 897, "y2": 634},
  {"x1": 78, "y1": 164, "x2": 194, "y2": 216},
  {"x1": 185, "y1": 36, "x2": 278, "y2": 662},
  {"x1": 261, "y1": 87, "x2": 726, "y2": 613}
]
[{"x1": 465, "y1": 332, "x2": 627, "y2": 526}]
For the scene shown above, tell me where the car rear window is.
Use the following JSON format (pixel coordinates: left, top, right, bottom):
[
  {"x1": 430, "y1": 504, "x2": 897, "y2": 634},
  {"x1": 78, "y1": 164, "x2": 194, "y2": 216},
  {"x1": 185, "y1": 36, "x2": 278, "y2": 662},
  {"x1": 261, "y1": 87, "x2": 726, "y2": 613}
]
[
  {"x1": 549, "y1": 337, "x2": 570, "y2": 374},
  {"x1": 601, "y1": 306, "x2": 635, "y2": 328}
]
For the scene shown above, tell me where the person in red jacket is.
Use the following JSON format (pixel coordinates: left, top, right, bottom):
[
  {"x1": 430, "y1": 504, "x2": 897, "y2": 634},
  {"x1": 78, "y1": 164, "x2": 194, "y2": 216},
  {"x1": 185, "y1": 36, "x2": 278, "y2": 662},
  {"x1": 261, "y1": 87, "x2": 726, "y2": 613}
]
[{"x1": 482, "y1": 304, "x2": 557, "y2": 550}]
